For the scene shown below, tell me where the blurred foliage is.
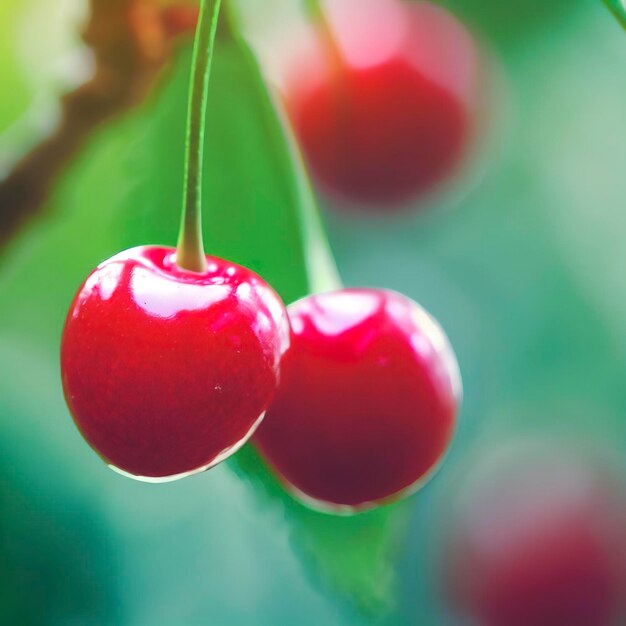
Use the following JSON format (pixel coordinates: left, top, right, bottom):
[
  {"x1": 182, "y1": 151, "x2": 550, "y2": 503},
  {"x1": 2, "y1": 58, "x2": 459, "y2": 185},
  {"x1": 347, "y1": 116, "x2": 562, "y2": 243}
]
[
  {"x1": 604, "y1": 0, "x2": 626, "y2": 29},
  {"x1": 434, "y1": 0, "x2": 575, "y2": 44},
  {"x1": 0, "y1": 452, "x2": 121, "y2": 626},
  {"x1": 1, "y1": 0, "x2": 626, "y2": 625},
  {"x1": 0, "y1": 3, "x2": 30, "y2": 136}
]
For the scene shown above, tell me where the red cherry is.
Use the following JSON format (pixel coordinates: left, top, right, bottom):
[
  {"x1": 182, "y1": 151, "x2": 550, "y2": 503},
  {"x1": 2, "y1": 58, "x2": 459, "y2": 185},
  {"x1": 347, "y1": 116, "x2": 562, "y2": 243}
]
[
  {"x1": 286, "y1": 0, "x2": 480, "y2": 208},
  {"x1": 443, "y1": 450, "x2": 626, "y2": 626},
  {"x1": 61, "y1": 246, "x2": 289, "y2": 481},
  {"x1": 254, "y1": 288, "x2": 461, "y2": 512}
]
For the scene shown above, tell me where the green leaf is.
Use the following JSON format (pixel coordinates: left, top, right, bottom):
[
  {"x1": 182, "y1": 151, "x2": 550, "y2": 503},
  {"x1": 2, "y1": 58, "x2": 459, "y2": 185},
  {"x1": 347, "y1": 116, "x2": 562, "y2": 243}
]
[
  {"x1": 119, "y1": 19, "x2": 339, "y2": 300},
  {"x1": 604, "y1": 0, "x2": 626, "y2": 29}
]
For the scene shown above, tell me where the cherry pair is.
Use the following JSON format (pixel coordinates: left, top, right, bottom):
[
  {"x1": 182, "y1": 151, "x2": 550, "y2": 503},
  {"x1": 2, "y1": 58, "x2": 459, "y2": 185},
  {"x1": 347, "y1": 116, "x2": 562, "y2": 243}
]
[{"x1": 61, "y1": 245, "x2": 460, "y2": 510}]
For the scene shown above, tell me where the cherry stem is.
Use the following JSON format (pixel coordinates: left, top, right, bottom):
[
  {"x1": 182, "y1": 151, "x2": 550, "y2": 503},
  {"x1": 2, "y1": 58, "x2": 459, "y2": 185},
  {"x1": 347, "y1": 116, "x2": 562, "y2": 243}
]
[
  {"x1": 303, "y1": 0, "x2": 343, "y2": 76},
  {"x1": 176, "y1": 0, "x2": 222, "y2": 273}
]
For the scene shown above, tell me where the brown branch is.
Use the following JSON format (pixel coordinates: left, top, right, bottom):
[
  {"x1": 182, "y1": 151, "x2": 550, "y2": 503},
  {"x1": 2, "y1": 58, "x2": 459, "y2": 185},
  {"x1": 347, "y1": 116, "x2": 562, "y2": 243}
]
[{"x1": 0, "y1": 0, "x2": 198, "y2": 250}]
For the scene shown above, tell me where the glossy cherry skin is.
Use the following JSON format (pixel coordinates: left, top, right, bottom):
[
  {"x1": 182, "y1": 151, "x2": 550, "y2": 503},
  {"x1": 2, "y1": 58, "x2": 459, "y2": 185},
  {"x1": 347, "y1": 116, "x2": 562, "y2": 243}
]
[
  {"x1": 61, "y1": 246, "x2": 289, "y2": 481},
  {"x1": 253, "y1": 288, "x2": 461, "y2": 512},
  {"x1": 286, "y1": 0, "x2": 480, "y2": 208},
  {"x1": 443, "y1": 451, "x2": 626, "y2": 626}
]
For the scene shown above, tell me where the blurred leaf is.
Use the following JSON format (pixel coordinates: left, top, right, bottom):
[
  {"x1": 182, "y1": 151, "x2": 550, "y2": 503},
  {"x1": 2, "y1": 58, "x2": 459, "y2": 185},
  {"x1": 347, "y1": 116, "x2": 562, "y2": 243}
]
[
  {"x1": 430, "y1": 0, "x2": 576, "y2": 47},
  {"x1": 604, "y1": 0, "x2": 626, "y2": 29},
  {"x1": 0, "y1": 1, "x2": 31, "y2": 137}
]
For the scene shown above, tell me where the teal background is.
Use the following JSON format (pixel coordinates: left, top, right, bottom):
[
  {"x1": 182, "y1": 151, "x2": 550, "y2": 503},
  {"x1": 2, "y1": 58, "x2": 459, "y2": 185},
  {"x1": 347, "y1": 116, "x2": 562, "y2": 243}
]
[{"x1": 1, "y1": 1, "x2": 626, "y2": 624}]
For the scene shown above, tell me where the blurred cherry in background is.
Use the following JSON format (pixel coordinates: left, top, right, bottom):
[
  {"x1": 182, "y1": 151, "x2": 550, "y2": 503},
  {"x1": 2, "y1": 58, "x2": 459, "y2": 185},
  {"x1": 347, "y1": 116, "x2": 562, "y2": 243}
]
[
  {"x1": 441, "y1": 443, "x2": 626, "y2": 626},
  {"x1": 284, "y1": 0, "x2": 483, "y2": 210}
]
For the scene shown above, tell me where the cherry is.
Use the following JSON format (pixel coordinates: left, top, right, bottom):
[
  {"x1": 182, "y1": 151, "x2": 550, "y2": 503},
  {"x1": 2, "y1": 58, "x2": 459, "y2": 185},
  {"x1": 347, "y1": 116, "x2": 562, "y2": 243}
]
[
  {"x1": 443, "y1": 448, "x2": 626, "y2": 626},
  {"x1": 285, "y1": 0, "x2": 480, "y2": 209},
  {"x1": 253, "y1": 288, "x2": 461, "y2": 511},
  {"x1": 61, "y1": 246, "x2": 289, "y2": 481}
]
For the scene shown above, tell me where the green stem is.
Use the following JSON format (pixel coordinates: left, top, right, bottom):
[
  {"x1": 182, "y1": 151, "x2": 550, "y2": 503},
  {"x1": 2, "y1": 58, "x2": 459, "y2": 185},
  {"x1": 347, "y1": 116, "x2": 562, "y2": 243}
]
[
  {"x1": 176, "y1": 0, "x2": 222, "y2": 273},
  {"x1": 303, "y1": 0, "x2": 343, "y2": 76},
  {"x1": 604, "y1": 0, "x2": 626, "y2": 30}
]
